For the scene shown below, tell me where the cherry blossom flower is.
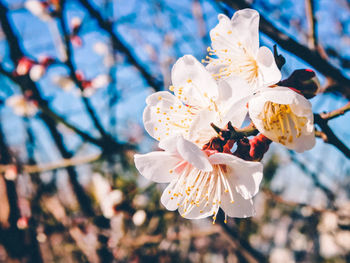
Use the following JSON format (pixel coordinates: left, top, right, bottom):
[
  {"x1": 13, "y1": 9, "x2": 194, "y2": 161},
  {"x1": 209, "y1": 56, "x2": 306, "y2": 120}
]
[
  {"x1": 248, "y1": 86, "x2": 315, "y2": 152},
  {"x1": 143, "y1": 55, "x2": 249, "y2": 146},
  {"x1": 6, "y1": 95, "x2": 38, "y2": 117},
  {"x1": 16, "y1": 57, "x2": 35, "y2": 76},
  {"x1": 134, "y1": 136, "x2": 263, "y2": 221},
  {"x1": 52, "y1": 75, "x2": 75, "y2": 91},
  {"x1": 91, "y1": 173, "x2": 123, "y2": 219},
  {"x1": 29, "y1": 64, "x2": 46, "y2": 81},
  {"x1": 25, "y1": 0, "x2": 52, "y2": 21},
  {"x1": 132, "y1": 210, "x2": 147, "y2": 226},
  {"x1": 204, "y1": 9, "x2": 281, "y2": 91}
]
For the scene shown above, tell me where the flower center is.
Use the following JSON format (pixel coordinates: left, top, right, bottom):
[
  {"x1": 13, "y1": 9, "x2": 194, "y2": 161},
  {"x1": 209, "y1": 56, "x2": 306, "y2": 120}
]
[
  {"x1": 166, "y1": 164, "x2": 234, "y2": 224},
  {"x1": 202, "y1": 45, "x2": 259, "y2": 86},
  {"x1": 260, "y1": 102, "x2": 307, "y2": 145}
]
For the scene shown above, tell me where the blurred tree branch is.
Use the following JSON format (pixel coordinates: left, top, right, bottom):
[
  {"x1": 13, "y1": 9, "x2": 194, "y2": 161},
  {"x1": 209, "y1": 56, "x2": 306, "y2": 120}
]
[
  {"x1": 78, "y1": 0, "x2": 163, "y2": 92},
  {"x1": 0, "y1": 0, "x2": 96, "y2": 216}
]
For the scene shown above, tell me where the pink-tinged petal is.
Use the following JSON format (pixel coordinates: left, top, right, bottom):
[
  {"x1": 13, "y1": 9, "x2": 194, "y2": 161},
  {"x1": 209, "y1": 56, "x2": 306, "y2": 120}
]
[
  {"x1": 134, "y1": 152, "x2": 180, "y2": 183},
  {"x1": 257, "y1": 46, "x2": 282, "y2": 86},
  {"x1": 171, "y1": 55, "x2": 218, "y2": 107},
  {"x1": 176, "y1": 136, "x2": 212, "y2": 172},
  {"x1": 209, "y1": 153, "x2": 263, "y2": 199}
]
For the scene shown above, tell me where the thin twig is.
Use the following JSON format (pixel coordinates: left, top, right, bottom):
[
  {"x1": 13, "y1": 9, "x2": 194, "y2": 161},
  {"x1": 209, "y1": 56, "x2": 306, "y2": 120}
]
[{"x1": 305, "y1": 0, "x2": 318, "y2": 49}]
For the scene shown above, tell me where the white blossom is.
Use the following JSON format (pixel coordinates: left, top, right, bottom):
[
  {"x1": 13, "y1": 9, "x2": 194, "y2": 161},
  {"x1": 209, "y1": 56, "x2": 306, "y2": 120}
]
[
  {"x1": 204, "y1": 9, "x2": 281, "y2": 91},
  {"x1": 25, "y1": 0, "x2": 51, "y2": 21},
  {"x1": 248, "y1": 86, "x2": 315, "y2": 152},
  {"x1": 6, "y1": 95, "x2": 38, "y2": 117},
  {"x1": 134, "y1": 136, "x2": 263, "y2": 221},
  {"x1": 143, "y1": 55, "x2": 249, "y2": 146},
  {"x1": 132, "y1": 210, "x2": 147, "y2": 226},
  {"x1": 29, "y1": 64, "x2": 45, "y2": 81}
]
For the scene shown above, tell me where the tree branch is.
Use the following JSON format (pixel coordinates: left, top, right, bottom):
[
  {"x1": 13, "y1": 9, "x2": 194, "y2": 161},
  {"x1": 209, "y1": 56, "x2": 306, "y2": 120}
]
[{"x1": 78, "y1": 0, "x2": 163, "y2": 91}]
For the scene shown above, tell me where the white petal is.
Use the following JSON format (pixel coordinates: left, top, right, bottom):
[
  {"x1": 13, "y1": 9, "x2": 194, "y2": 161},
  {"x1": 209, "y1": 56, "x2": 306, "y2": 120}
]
[
  {"x1": 160, "y1": 182, "x2": 182, "y2": 211},
  {"x1": 257, "y1": 46, "x2": 281, "y2": 86},
  {"x1": 171, "y1": 55, "x2": 218, "y2": 107},
  {"x1": 158, "y1": 135, "x2": 180, "y2": 153},
  {"x1": 221, "y1": 191, "x2": 255, "y2": 218},
  {"x1": 292, "y1": 130, "x2": 316, "y2": 153},
  {"x1": 187, "y1": 109, "x2": 218, "y2": 146},
  {"x1": 210, "y1": 10, "x2": 259, "y2": 55},
  {"x1": 143, "y1": 91, "x2": 192, "y2": 141},
  {"x1": 134, "y1": 152, "x2": 180, "y2": 183},
  {"x1": 176, "y1": 137, "x2": 212, "y2": 172},
  {"x1": 178, "y1": 197, "x2": 218, "y2": 220},
  {"x1": 209, "y1": 153, "x2": 263, "y2": 199},
  {"x1": 230, "y1": 9, "x2": 260, "y2": 54},
  {"x1": 217, "y1": 76, "x2": 252, "y2": 127}
]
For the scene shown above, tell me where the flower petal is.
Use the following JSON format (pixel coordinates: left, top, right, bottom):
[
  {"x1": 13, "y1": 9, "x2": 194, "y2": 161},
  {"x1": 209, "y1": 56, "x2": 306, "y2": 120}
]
[
  {"x1": 209, "y1": 153, "x2": 263, "y2": 199},
  {"x1": 171, "y1": 55, "x2": 218, "y2": 107},
  {"x1": 187, "y1": 109, "x2": 218, "y2": 146},
  {"x1": 221, "y1": 190, "x2": 255, "y2": 218},
  {"x1": 160, "y1": 182, "x2": 182, "y2": 211},
  {"x1": 248, "y1": 87, "x2": 315, "y2": 151},
  {"x1": 143, "y1": 91, "x2": 192, "y2": 141},
  {"x1": 217, "y1": 76, "x2": 252, "y2": 127},
  {"x1": 176, "y1": 136, "x2": 212, "y2": 172},
  {"x1": 257, "y1": 46, "x2": 282, "y2": 86},
  {"x1": 134, "y1": 152, "x2": 180, "y2": 183},
  {"x1": 230, "y1": 9, "x2": 260, "y2": 54},
  {"x1": 210, "y1": 9, "x2": 259, "y2": 55}
]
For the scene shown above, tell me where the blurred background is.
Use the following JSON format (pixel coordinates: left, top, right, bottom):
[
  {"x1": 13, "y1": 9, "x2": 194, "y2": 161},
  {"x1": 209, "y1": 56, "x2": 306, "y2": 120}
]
[{"x1": 0, "y1": 0, "x2": 349, "y2": 262}]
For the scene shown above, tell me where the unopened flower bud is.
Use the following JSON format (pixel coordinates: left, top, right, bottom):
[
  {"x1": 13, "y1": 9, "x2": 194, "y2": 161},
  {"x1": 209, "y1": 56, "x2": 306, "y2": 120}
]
[
  {"x1": 279, "y1": 69, "x2": 320, "y2": 99},
  {"x1": 249, "y1": 134, "x2": 272, "y2": 161}
]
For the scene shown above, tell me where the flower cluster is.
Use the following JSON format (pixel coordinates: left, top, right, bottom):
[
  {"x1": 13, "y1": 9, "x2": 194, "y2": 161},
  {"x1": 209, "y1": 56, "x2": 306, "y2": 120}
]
[{"x1": 135, "y1": 9, "x2": 316, "y2": 222}]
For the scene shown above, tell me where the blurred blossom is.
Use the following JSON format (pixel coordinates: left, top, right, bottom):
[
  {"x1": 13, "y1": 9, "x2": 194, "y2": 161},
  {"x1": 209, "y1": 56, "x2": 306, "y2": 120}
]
[
  {"x1": 91, "y1": 74, "x2": 110, "y2": 89},
  {"x1": 71, "y1": 17, "x2": 82, "y2": 30},
  {"x1": 132, "y1": 210, "x2": 146, "y2": 226},
  {"x1": 101, "y1": 190, "x2": 123, "y2": 219},
  {"x1": 335, "y1": 231, "x2": 350, "y2": 250},
  {"x1": 29, "y1": 64, "x2": 46, "y2": 81},
  {"x1": 16, "y1": 217, "x2": 28, "y2": 230},
  {"x1": 93, "y1": 42, "x2": 109, "y2": 55},
  {"x1": 269, "y1": 248, "x2": 294, "y2": 263},
  {"x1": 6, "y1": 95, "x2": 38, "y2": 116},
  {"x1": 25, "y1": 0, "x2": 52, "y2": 21},
  {"x1": 52, "y1": 75, "x2": 75, "y2": 91},
  {"x1": 36, "y1": 232, "x2": 47, "y2": 243},
  {"x1": 16, "y1": 57, "x2": 34, "y2": 76},
  {"x1": 320, "y1": 233, "x2": 341, "y2": 258},
  {"x1": 318, "y1": 212, "x2": 338, "y2": 232},
  {"x1": 91, "y1": 173, "x2": 111, "y2": 203},
  {"x1": 132, "y1": 194, "x2": 149, "y2": 208},
  {"x1": 4, "y1": 165, "x2": 17, "y2": 181}
]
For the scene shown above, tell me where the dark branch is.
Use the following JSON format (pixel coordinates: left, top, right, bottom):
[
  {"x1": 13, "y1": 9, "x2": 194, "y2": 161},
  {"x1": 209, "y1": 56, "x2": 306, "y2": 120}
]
[{"x1": 78, "y1": 0, "x2": 163, "y2": 91}]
